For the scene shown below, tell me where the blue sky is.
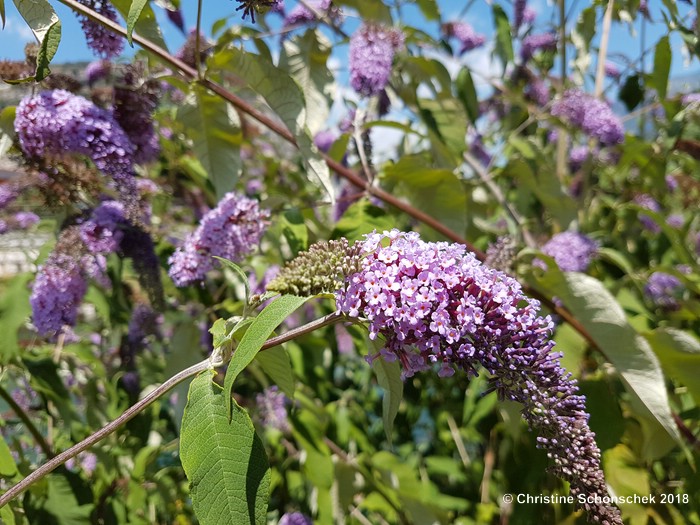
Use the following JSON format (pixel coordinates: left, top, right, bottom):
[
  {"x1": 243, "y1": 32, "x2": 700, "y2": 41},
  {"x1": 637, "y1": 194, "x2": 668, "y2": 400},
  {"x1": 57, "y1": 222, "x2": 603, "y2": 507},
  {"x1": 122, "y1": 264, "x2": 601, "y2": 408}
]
[{"x1": 0, "y1": 0, "x2": 697, "y2": 84}]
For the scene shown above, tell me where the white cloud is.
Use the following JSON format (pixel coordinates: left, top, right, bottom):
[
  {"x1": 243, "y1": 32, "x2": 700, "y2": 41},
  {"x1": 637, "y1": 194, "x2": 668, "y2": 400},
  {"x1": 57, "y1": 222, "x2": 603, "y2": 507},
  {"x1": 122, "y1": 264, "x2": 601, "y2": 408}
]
[{"x1": 5, "y1": 16, "x2": 36, "y2": 41}]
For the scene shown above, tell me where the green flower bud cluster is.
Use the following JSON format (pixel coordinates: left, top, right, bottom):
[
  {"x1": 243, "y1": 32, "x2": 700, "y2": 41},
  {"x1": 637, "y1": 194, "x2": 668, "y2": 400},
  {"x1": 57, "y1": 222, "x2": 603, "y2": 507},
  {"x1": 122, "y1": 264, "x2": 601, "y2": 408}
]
[{"x1": 266, "y1": 239, "x2": 363, "y2": 296}]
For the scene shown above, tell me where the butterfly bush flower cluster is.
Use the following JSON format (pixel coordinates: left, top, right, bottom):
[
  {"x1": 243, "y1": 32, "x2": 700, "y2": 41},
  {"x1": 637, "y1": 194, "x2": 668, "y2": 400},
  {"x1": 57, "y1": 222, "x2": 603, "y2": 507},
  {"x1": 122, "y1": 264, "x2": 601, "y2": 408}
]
[
  {"x1": 169, "y1": 192, "x2": 270, "y2": 287},
  {"x1": 283, "y1": 0, "x2": 339, "y2": 26},
  {"x1": 255, "y1": 386, "x2": 291, "y2": 433},
  {"x1": 633, "y1": 194, "x2": 661, "y2": 233},
  {"x1": 442, "y1": 22, "x2": 486, "y2": 54},
  {"x1": 279, "y1": 512, "x2": 313, "y2": 525},
  {"x1": 15, "y1": 90, "x2": 138, "y2": 206},
  {"x1": 85, "y1": 60, "x2": 112, "y2": 86},
  {"x1": 520, "y1": 33, "x2": 557, "y2": 61},
  {"x1": 334, "y1": 230, "x2": 621, "y2": 525},
  {"x1": 113, "y1": 68, "x2": 161, "y2": 164},
  {"x1": 645, "y1": 272, "x2": 683, "y2": 311},
  {"x1": 537, "y1": 232, "x2": 599, "y2": 273},
  {"x1": 551, "y1": 89, "x2": 624, "y2": 146},
  {"x1": 349, "y1": 24, "x2": 404, "y2": 97},
  {"x1": 77, "y1": 0, "x2": 124, "y2": 59},
  {"x1": 513, "y1": 0, "x2": 536, "y2": 30}
]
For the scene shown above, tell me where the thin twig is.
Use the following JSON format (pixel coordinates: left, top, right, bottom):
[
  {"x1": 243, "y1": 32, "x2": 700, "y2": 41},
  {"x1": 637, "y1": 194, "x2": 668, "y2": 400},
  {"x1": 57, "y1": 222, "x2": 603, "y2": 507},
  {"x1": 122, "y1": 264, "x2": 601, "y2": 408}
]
[
  {"x1": 555, "y1": 0, "x2": 568, "y2": 183},
  {"x1": 0, "y1": 311, "x2": 344, "y2": 507},
  {"x1": 594, "y1": 0, "x2": 615, "y2": 98},
  {"x1": 195, "y1": 0, "x2": 204, "y2": 79},
  {"x1": 0, "y1": 384, "x2": 53, "y2": 458},
  {"x1": 462, "y1": 151, "x2": 536, "y2": 248},
  {"x1": 445, "y1": 413, "x2": 470, "y2": 469}
]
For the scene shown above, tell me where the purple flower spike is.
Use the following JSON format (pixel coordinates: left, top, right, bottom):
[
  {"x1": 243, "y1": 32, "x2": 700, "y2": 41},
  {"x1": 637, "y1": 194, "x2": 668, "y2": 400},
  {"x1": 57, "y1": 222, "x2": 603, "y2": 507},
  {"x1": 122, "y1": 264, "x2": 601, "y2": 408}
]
[
  {"x1": 633, "y1": 194, "x2": 661, "y2": 233},
  {"x1": 349, "y1": 25, "x2": 404, "y2": 97},
  {"x1": 552, "y1": 89, "x2": 624, "y2": 145},
  {"x1": 31, "y1": 253, "x2": 89, "y2": 338},
  {"x1": 442, "y1": 22, "x2": 486, "y2": 54},
  {"x1": 645, "y1": 272, "x2": 682, "y2": 311},
  {"x1": 335, "y1": 230, "x2": 622, "y2": 525},
  {"x1": 539, "y1": 232, "x2": 599, "y2": 272},
  {"x1": 85, "y1": 60, "x2": 112, "y2": 86},
  {"x1": 15, "y1": 90, "x2": 138, "y2": 206},
  {"x1": 80, "y1": 200, "x2": 126, "y2": 254},
  {"x1": 604, "y1": 62, "x2": 621, "y2": 79},
  {"x1": 168, "y1": 192, "x2": 270, "y2": 286},
  {"x1": 520, "y1": 33, "x2": 557, "y2": 61},
  {"x1": 13, "y1": 211, "x2": 40, "y2": 229},
  {"x1": 279, "y1": 512, "x2": 313, "y2": 525},
  {"x1": 77, "y1": 0, "x2": 124, "y2": 59},
  {"x1": 255, "y1": 386, "x2": 290, "y2": 432}
]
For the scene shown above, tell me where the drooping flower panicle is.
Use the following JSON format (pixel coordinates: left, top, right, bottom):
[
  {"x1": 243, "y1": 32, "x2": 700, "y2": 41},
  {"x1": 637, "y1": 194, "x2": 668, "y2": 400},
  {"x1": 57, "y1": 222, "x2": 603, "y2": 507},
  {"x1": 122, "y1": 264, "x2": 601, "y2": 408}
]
[
  {"x1": 551, "y1": 89, "x2": 624, "y2": 145},
  {"x1": 168, "y1": 192, "x2": 270, "y2": 286},
  {"x1": 349, "y1": 24, "x2": 404, "y2": 97},
  {"x1": 520, "y1": 33, "x2": 557, "y2": 61},
  {"x1": 255, "y1": 386, "x2": 290, "y2": 433},
  {"x1": 335, "y1": 230, "x2": 621, "y2": 525},
  {"x1": 539, "y1": 232, "x2": 599, "y2": 272},
  {"x1": 645, "y1": 272, "x2": 683, "y2": 311},
  {"x1": 15, "y1": 90, "x2": 138, "y2": 206},
  {"x1": 77, "y1": 0, "x2": 125, "y2": 59},
  {"x1": 442, "y1": 22, "x2": 486, "y2": 54}
]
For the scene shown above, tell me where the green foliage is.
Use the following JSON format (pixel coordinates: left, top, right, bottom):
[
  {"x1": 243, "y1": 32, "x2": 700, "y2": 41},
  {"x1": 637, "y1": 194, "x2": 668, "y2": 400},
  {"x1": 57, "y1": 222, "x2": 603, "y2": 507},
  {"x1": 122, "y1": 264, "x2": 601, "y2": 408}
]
[
  {"x1": 0, "y1": 274, "x2": 31, "y2": 363},
  {"x1": 180, "y1": 372, "x2": 270, "y2": 525},
  {"x1": 126, "y1": 0, "x2": 149, "y2": 44},
  {"x1": 177, "y1": 85, "x2": 243, "y2": 199},
  {"x1": 9, "y1": 0, "x2": 61, "y2": 82},
  {"x1": 224, "y1": 295, "x2": 309, "y2": 414}
]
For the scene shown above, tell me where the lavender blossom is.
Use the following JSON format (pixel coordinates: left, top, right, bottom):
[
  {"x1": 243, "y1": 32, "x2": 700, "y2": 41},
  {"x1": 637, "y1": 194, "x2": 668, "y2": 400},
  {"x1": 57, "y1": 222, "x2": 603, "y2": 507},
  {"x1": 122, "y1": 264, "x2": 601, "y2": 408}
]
[
  {"x1": 539, "y1": 232, "x2": 599, "y2": 272},
  {"x1": 255, "y1": 386, "x2": 290, "y2": 432},
  {"x1": 349, "y1": 25, "x2": 404, "y2": 97},
  {"x1": 127, "y1": 303, "x2": 162, "y2": 346},
  {"x1": 113, "y1": 68, "x2": 160, "y2": 164},
  {"x1": 551, "y1": 89, "x2": 624, "y2": 145},
  {"x1": 168, "y1": 192, "x2": 270, "y2": 287},
  {"x1": 442, "y1": 22, "x2": 486, "y2": 54},
  {"x1": 313, "y1": 130, "x2": 336, "y2": 153},
  {"x1": 30, "y1": 252, "x2": 89, "y2": 338},
  {"x1": 174, "y1": 30, "x2": 213, "y2": 69},
  {"x1": 0, "y1": 220, "x2": 6, "y2": 234},
  {"x1": 283, "y1": 0, "x2": 338, "y2": 26},
  {"x1": 681, "y1": 93, "x2": 700, "y2": 105},
  {"x1": 15, "y1": 90, "x2": 138, "y2": 206},
  {"x1": 639, "y1": 0, "x2": 651, "y2": 20},
  {"x1": 569, "y1": 145, "x2": 590, "y2": 172},
  {"x1": 633, "y1": 194, "x2": 661, "y2": 233},
  {"x1": 525, "y1": 78, "x2": 549, "y2": 106},
  {"x1": 604, "y1": 62, "x2": 621, "y2": 79},
  {"x1": 13, "y1": 211, "x2": 39, "y2": 229},
  {"x1": 80, "y1": 200, "x2": 126, "y2": 254},
  {"x1": 279, "y1": 513, "x2": 312, "y2": 525},
  {"x1": 85, "y1": 60, "x2": 111, "y2": 86},
  {"x1": 66, "y1": 452, "x2": 98, "y2": 475},
  {"x1": 0, "y1": 184, "x2": 19, "y2": 209},
  {"x1": 666, "y1": 214, "x2": 684, "y2": 229},
  {"x1": 334, "y1": 230, "x2": 621, "y2": 525},
  {"x1": 76, "y1": 0, "x2": 124, "y2": 59},
  {"x1": 468, "y1": 132, "x2": 491, "y2": 166},
  {"x1": 514, "y1": 0, "x2": 527, "y2": 30},
  {"x1": 645, "y1": 272, "x2": 682, "y2": 311},
  {"x1": 520, "y1": 33, "x2": 557, "y2": 61},
  {"x1": 166, "y1": 8, "x2": 185, "y2": 32},
  {"x1": 665, "y1": 175, "x2": 678, "y2": 191}
]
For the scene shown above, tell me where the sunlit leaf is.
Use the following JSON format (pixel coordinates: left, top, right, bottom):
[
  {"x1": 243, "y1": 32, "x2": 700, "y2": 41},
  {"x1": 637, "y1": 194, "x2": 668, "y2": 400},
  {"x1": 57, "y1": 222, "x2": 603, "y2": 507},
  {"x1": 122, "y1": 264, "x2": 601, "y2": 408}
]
[{"x1": 10, "y1": 0, "x2": 61, "y2": 82}]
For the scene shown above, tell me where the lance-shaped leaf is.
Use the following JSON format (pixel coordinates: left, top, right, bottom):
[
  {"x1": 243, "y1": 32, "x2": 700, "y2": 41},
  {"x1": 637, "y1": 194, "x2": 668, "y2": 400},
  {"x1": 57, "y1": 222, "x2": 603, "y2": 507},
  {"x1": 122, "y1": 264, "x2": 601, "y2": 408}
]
[
  {"x1": 111, "y1": 0, "x2": 167, "y2": 50},
  {"x1": 10, "y1": 0, "x2": 61, "y2": 82},
  {"x1": 210, "y1": 47, "x2": 334, "y2": 202},
  {"x1": 651, "y1": 36, "x2": 671, "y2": 100},
  {"x1": 224, "y1": 295, "x2": 309, "y2": 414},
  {"x1": 372, "y1": 355, "x2": 403, "y2": 443},
  {"x1": 181, "y1": 372, "x2": 270, "y2": 525},
  {"x1": 531, "y1": 271, "x2": 681, "y2": 459},
  {"x1": 646, "y1": 328, "x2": 700, "y2": 406},
  {"x1": 279, "y1": 29, "x2": 335, "y2": 134},
  {"x1": 177, "y1": 86, "x2": 242, "y2": 199},
  {"x1": 492, "y1": 4, "x2": 513, "y2": 67}
]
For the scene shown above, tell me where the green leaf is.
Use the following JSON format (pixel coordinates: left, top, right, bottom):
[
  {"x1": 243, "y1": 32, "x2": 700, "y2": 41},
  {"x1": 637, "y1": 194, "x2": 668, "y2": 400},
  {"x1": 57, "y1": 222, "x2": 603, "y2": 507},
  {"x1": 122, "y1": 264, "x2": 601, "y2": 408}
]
[
  {"x1": 382, "y1": 156, "x2": 467, "y2": 237},
  {"x1": 126, "y1": 0, "x2": 149, "y2": 45},
  {"x1": 25, "y1": 473, "x2": 94, "y2": 524},
  {"x1": 211, "y1": 47, "x2": 334, "y2": 202},
  {"x1": 335, "y1": 0, "x2": 392, "y2": 23},
  {"x1": 646, "y1": 328, "x2": 700, "y2": 406},
  {"x1": 0, "y1": 435, "x2": 18, "y2": 477},
  {"x1": 0, "y1": 0, "x2": 5, "y2": 28},
  {"x1": 455, "y1": 68, "x2": 479, "y2": 124},
  {"x1": 531, "y1": 271, "x2": 681, "y2": 459},
  {"x1": 180, "y1": 373, "x2": 270, "y2": 525},
  {"x1": 651, "y1": 36, "x2": 671, "y2": 100},
  {"x1": 177, "y1": 85, "x2": 242, "y2": 198},
  {"x1": 279, "y1": 29, "x2": 335, "y2": 134},
  {"x1": 331, "y1": 199, "x2": 399, "y2": 241},
  {"x1": 418, "y1": 98, "x2": 467, "y2": 158},
  {"x1": 10, "y1": 0, "x2": 61, "y2": 82},
  {"x1": 111, "y1": 0, "x2": 167, "y2": 50},
  {"x1": 619, "y1": 73, "x2": 644, "y2": 111},
  {"x1": 213, "y1": 257, "x2": 251, "y2": 305},
  {"x1": 415, "y1": 0, "x2": 439, "y2": 21},
  {"x1": 0, "y1": 273, "x2": 31, "y2": 363},
  {"x1": 224, "y1": 295, "x2": 309, "y2": 414},
  {"x1": 372, "y1": 356, "x2": 403, "y2": 443},
  {"x1": 255, "y1": 346, "x2": 295, "y2": 399},
  {"x1": 492, "y1": 4, "x2": 514, "y2": 67}
]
